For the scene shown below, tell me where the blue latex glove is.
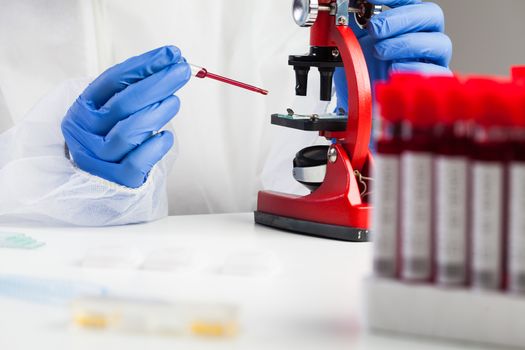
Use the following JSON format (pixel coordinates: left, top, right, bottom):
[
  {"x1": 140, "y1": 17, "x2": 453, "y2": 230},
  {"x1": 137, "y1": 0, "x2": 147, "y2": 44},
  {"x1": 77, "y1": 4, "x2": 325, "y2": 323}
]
[
  {"x1": 62, "y1": 46, "x2": 191, "y2": 188},
  {"x1": 335, "y1": 0, "x2": 453, "y2": 112}
]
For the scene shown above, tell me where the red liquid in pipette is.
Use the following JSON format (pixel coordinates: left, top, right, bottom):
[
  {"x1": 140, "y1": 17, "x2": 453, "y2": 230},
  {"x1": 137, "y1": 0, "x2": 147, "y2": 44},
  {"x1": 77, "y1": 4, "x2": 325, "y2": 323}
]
[{"x1": 195, "y1": 68, "x2": 268, "y2": 96}]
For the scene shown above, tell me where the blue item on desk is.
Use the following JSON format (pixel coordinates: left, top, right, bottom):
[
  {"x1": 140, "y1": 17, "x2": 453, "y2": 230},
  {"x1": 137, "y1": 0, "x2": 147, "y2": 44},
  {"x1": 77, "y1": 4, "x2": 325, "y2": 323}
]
[
  {"x1": 0, "y1": 274, "x2": 107, "y2": 305},
  {"x1": 0, "y1": 233, "x2": 45, "y2": 249}
]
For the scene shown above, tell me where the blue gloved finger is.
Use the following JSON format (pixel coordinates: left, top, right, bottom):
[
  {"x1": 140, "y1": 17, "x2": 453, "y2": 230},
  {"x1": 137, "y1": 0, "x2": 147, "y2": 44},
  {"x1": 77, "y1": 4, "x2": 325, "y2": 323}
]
[
  {"x1": 368, "y1": 2, "x2": 445, "y2": 40},
  {"x1": 62, "y1": 131, "x2": 122, "y2": 184},
  {"x1": 68, "y1": 131, "x2": 174, "y2": 188},
  {"x1": 81, "y1": 46, "x2": 182, "y2": 108},
  {"x1": 118, "y1": 131, "x2": 174, "y2": 188},
  {"x1": 374, "y1": 32, "x2": 452, "y2": 67},
  {"x1": 102, "y1": 61, "x2": 190, "y2": 120},
  {"x1": 70, "y1": 61, "x2": 189, "y2": 136},
  {"x1": 102, "y1": 96, "x2": 180, "y2": 161},
  {"x1": 367, "y1": 0, "x2": 421, "y2": 8},
  {"x1": 391, "y1": 61, "x2": 453, "y2": 76},
  {"x1": 64, "y1": 96, "x2": 181, "y2": 162}
]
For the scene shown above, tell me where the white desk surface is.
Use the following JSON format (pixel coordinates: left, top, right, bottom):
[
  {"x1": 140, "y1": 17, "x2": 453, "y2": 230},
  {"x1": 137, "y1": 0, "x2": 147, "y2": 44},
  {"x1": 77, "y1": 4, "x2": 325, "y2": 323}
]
[{"x1": 0, "y1": 213, "x2": 494, "y2": 350}]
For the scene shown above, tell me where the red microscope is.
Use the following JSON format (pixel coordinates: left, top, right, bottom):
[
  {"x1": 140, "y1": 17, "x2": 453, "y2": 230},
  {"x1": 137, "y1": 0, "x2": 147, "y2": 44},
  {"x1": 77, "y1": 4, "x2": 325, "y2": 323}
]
[{"x1": 254, "y1": 0, "x2": 379, "y2": 241}]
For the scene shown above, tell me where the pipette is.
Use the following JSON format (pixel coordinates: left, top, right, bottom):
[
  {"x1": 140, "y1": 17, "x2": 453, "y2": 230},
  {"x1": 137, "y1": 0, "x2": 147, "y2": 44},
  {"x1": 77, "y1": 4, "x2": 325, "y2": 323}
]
[{"x1": 189, "y1": 64, "x2": 268, "y2": 96}]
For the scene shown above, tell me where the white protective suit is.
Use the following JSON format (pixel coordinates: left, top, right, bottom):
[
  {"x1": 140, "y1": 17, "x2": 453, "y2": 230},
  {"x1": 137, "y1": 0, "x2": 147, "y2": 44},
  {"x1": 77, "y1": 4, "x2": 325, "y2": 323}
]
[{"x1": 0, "y1": 0, "x2": 331, "y2": 225}]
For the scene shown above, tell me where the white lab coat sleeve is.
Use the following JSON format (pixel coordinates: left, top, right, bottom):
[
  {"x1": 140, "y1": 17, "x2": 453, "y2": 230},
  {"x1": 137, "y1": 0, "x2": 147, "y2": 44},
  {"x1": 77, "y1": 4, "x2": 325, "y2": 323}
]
[
  {"x1": 0, "y1": 89, "x2": 13, "y2": 135},
  {"x1": 0, "y1": 79, "x2": 175, "y2": 226}
]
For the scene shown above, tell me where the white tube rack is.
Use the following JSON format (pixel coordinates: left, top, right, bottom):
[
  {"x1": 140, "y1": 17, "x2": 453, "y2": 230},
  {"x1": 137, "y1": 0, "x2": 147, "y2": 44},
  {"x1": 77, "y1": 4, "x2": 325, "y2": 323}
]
[{"x1": 364, "y1": 277, "x2": 525, "y2": 348}]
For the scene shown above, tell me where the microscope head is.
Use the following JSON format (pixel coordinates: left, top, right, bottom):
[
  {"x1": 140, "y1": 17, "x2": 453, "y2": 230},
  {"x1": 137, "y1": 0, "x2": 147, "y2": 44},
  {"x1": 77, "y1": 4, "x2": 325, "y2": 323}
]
[{"x1": 289, "y1": 0, "x2": 381, "y2": 101}]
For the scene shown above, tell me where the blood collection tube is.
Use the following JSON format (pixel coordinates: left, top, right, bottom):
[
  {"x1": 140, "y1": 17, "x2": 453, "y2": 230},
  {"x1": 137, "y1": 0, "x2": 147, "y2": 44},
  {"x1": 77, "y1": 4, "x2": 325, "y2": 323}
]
[
  {"x1": 431, "y1": 77, "x2": 470, "y2": 286},
  {"x1": 371, "y1": 81, "x2": 404, "y2": 278},
  {"x1": 467, "y1": 78, "x2": 513, "y2": 291},
  {"x1": 397, "y1": 74, "x2": 435, "y2": 282},
  {"x1": 507, "y1": 85, "x2": 525, "y2": 294}
]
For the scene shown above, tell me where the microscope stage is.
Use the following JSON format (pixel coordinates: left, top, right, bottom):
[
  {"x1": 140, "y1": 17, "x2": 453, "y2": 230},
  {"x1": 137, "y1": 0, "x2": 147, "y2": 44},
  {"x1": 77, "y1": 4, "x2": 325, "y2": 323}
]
[{"x1": 271, "y1": 113, "x2": 347, "y2": 132}]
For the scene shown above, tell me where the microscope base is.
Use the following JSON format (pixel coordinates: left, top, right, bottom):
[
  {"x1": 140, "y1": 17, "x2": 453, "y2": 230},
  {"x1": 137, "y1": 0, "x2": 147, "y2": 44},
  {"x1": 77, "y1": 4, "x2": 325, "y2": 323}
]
[{"x1": 254, "y1": 211, "x2": 369, "y2": 242}]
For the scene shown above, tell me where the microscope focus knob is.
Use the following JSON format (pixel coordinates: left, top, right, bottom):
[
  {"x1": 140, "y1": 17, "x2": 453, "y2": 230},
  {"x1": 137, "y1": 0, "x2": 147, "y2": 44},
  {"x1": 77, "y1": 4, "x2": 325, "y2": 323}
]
[{"x1": 292, "y1": 0, "x2": 319, "y2": 27}]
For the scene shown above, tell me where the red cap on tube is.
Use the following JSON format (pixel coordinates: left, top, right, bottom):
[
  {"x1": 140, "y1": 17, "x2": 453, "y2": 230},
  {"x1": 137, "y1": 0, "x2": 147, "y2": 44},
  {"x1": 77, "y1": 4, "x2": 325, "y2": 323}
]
[
  {"x1": 410, "y1": 79, "x2": 443, "y2": 128},
  {"x1": 375, "y1": 81, "x2": 406, "y2": 124},
  {"x1": 465, "y1": 76, "x2": 513, "y2": 128},
  {"x1": 511, "y1": 66, "x2": 525, "y2": 83},
  {"x1": 510, "y1": 84, "x2": 525, "y2": 128},
  {"x1": 389, "y1": 73, "x2": 449, "y2": 128},
  {"x1": 394, "y1": 74, "x2": 427, "y2": 127},
  {"x1": 465, "y1": 76, "x2": 502, "y2": 127},
  {"x1": 390, "y1": 74, "x2": 426, "y2": 112},
  {"x1": 427, "y1": 76, "x2": 463, "y2": 126},
  {"x1": 376, "y1": 73, "x2": 425, "y2": 123}
]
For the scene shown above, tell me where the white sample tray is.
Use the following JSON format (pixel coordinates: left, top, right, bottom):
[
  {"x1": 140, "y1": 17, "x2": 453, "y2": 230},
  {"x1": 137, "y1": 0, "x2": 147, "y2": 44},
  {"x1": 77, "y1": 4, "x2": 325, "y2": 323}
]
[{"x1": 364, "y1": 277, "x2": 525, "y2": 349}]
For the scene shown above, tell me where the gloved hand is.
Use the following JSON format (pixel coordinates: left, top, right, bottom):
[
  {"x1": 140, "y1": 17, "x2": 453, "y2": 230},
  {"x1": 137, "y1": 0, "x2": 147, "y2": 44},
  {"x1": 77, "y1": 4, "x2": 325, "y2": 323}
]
[
  {"x1": 62, "y1": 46, "x2": 191, "y2": 188},
  {"x1": 335, "y1": 0, "x2": 453, "y2": 111}
]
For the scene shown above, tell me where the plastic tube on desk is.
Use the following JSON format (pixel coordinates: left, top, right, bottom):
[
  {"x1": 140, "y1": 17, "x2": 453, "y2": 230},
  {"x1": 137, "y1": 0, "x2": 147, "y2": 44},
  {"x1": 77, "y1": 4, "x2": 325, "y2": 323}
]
[
  {"x1": 508, "y1": 86, "x2": 525, "y2": 294},
  {"x1": 71, "y1": 296, "x2": 238, "y2": 337},
  {"x1": 431, "y1": 77, "x2": 470, "y2": 286},
  {"x1": 467, "y1": 78, "x2": 512, "y2": 291},
  {"x1": 371, "y1": 81, "x2": 404, "y2": 278},
  {"x1": 397, "y1": 75, "x2": 434, "y2": 282}
]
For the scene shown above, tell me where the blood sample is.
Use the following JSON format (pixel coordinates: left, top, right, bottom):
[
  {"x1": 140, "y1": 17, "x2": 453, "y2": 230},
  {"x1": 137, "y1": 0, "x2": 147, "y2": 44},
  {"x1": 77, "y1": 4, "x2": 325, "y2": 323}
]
[
  {"x1": 507, "y1": 85, "x2": 525, "y2": 294},
  {"x1": 467, "y1": 78, "x2": 512, "y2": 291},
  {"x1": 397, "y1": 75, "x2": 435, "y2": 282},
  {"x1": 372, "y1": 81, "x2": 404, "y2": 278},
  {"x1": 189, "y1": 64, "x2": 268, "y2": 96},
  {"x1": 431, "y1": 76, "x2": 470, "y2": 287}
]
